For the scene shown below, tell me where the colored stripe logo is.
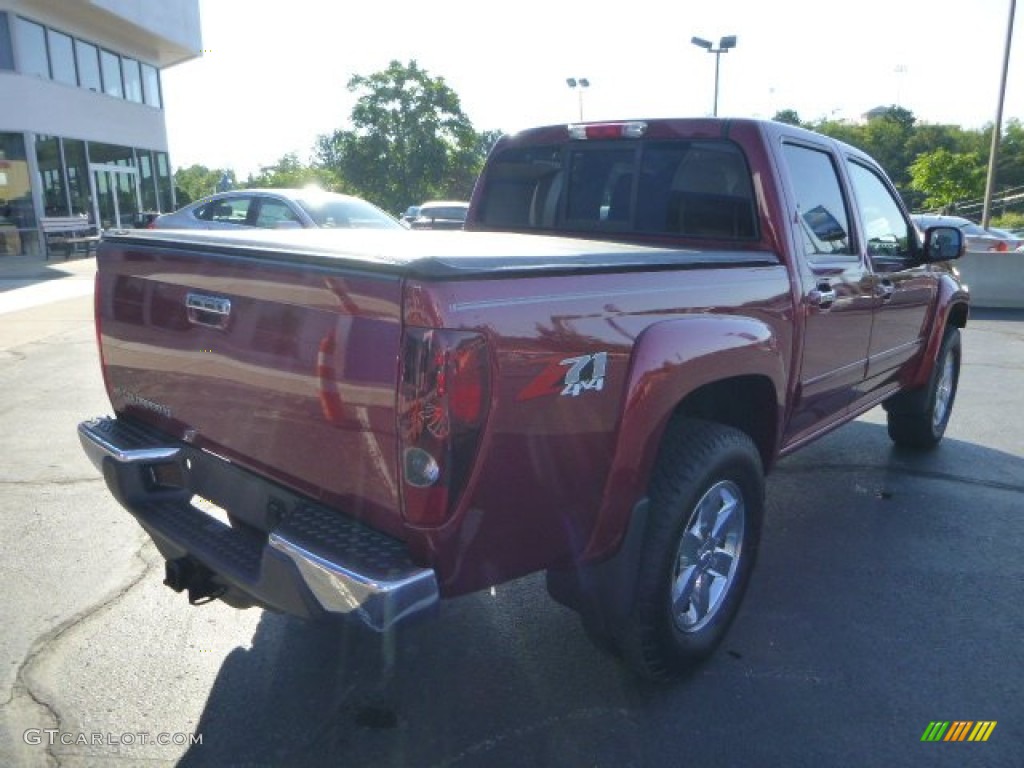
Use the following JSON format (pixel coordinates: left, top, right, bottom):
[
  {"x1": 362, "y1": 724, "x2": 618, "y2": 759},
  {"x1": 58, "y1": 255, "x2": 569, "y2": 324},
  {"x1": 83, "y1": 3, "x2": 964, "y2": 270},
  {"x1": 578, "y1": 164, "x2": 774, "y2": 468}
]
[{"x1": 921, "y1": 721, "x2": 997, "y2": 742}]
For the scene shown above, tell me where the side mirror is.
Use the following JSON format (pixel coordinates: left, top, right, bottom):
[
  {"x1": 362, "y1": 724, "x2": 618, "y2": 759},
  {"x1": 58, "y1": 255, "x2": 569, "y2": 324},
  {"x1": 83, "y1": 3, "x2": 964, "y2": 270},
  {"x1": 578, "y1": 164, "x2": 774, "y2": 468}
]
[{"x1": 923, "y1": 226, "x2": 964, "y2": 262}]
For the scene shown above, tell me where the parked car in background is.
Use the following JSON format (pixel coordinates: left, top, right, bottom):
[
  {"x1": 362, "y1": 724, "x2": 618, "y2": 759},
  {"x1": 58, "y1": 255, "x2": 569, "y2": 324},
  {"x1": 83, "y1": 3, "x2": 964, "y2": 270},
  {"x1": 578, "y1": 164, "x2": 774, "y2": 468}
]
[
  {"x1": 911, "y1": 214, "x2": 1007, "y2": 252},
  {"x1": 409, "y1": 200, "x2": 470, "y2": 230},
  {"x1": 153, "y1": 189, "x2": 402, "y2": 231},
  {"x1": 399, "y1": 205, "x2": 420, "y2": 226},
  {"x1": 986, "y1": 226, "x2": 1024, "y2": 251}
]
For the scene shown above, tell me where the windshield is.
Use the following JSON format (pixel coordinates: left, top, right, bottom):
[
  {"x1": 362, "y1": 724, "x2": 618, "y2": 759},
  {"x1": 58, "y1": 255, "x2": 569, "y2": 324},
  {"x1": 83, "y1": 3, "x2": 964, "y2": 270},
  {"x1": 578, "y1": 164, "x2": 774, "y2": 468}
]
[{"x1": 296, "y1": 195, "x2": 401, "y2": 229}]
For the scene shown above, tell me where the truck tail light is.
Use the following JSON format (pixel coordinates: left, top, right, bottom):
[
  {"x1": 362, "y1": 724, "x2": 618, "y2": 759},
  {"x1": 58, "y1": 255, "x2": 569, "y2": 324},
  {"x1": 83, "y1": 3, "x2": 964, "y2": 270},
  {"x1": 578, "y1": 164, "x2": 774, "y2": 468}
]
[
  {"x1": 568, "y1": 121, "x2": 647, "y2": 140},
  {"x1": 398, "y1": 328, "x2": 490, "y2": 526}
]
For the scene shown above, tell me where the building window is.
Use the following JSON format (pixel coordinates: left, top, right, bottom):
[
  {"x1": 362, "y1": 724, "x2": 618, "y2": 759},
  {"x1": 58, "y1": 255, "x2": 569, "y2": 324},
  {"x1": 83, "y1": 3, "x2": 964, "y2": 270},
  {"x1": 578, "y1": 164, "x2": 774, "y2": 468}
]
[
  {"x1": 8, "y1": 16, "x2": 163, "y2": 109},
  {"x1": 156, "y1": 152, "x2": 174, "y2": 212},
  {"x1": 0, "y1": 13, "x2": 14, "y2": 71},
  {"x1": 142, "y1": 63, "x2": 162, "y2": 108},
  {"x1": 75, "y1": 39, "x2": 101, "y2": 92},
  {"x1": 99, "y1": 49, "x2": 122, "y2": 98},
  {"x1": 0, "y1": 133, "x2": 37, "y2": 255},
  {"x1": 89, "y1": 141, "x2": 135, "y2": 168},
  {"x1": 15, "y1": 17, "x2": 49, "y2": 78},
  {"x1": 36, "y1": 135, "x2": 70, "y2": 216},
  {"x1": 46, "y1": 28, "x2": 76, "y2": 85},
  {"x1": 63, "y1": 139, "x2": 90, "y2": 216},
  {"x1": 137, "y1": 151, "x2": 159, "y2": 211},
  {"x1": 122, "y1": 56, "x2": 143, "y2": 103}
]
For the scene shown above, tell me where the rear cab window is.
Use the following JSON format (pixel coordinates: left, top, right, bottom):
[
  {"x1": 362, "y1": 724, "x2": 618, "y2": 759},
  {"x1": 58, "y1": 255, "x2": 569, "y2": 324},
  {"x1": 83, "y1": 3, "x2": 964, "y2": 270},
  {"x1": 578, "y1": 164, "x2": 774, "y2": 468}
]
[{"x1": 475, "y1": 137, "x2": 758, "y2": 242}]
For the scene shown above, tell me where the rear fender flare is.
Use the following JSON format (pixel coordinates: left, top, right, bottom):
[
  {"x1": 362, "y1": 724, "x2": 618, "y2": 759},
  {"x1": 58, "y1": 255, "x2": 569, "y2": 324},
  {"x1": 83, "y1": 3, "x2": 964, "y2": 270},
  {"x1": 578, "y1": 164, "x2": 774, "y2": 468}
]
[{"x1": 586, "y1": 314, "x2": 785, "y2": 564}]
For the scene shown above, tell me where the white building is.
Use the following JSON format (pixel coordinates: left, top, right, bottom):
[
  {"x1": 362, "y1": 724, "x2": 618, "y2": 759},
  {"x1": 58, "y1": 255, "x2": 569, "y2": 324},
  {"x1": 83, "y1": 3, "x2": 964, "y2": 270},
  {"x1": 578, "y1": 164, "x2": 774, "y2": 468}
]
[{"x1": 0, "y1": 0, "x2": 201, "y2": 256}]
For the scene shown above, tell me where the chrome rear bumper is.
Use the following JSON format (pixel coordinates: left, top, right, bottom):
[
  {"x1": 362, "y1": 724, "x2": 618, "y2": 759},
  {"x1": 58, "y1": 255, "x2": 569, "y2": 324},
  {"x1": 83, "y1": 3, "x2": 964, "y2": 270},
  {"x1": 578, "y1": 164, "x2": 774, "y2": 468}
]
[{"x1": 78, "y1": 416, "x2": 438, "y2": 631}]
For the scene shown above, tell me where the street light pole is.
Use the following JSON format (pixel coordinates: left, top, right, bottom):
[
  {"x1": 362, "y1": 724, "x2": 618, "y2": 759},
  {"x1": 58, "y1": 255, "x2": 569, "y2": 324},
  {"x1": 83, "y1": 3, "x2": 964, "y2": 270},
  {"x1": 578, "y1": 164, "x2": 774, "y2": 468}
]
[
  {"x1": 691, "y1": 35, "x2": 737, "y2": 116},
  {"x1": 982, "y1": 0, "x2": 1016, "y2": 228},
  {"x1": 566, "y1": 77, "x2": 590, "y2": 121}
]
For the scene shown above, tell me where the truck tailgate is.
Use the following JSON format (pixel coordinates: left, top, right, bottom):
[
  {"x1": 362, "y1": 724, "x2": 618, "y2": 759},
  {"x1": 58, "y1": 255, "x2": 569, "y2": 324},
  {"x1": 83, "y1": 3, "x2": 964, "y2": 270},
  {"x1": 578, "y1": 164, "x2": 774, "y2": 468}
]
[{"x1": 95, "y1": 239, "x2": 403, "y2": 532}]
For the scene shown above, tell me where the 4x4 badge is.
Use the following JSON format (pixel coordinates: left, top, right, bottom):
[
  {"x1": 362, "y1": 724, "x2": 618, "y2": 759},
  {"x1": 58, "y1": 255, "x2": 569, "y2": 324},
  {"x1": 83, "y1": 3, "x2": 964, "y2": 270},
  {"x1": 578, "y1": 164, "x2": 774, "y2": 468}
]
[{"x1": 518, "y1": 352, "x2": 609, "y2": 400}]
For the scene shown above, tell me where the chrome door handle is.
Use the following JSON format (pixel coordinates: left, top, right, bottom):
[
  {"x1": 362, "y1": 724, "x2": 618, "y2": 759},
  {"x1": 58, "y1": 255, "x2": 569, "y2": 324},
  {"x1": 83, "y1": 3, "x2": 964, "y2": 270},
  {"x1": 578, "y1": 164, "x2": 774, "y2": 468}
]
[
  {"x1": 808, "y1": 284, "x2": 837, "y2": 309},
  {"x1": 186, "y1": 293, "x2": 232, "y2": 329},
  {"x1": 878, "y1": 280, "x2": 895, "y2": 301}
]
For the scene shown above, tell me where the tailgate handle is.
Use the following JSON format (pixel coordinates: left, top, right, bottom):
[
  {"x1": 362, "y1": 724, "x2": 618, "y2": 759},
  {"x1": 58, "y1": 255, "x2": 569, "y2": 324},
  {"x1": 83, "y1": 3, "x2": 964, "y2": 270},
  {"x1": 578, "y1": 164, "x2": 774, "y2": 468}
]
[{"x1": 186, "y1": 293, "x2": 232, "y2": 329}]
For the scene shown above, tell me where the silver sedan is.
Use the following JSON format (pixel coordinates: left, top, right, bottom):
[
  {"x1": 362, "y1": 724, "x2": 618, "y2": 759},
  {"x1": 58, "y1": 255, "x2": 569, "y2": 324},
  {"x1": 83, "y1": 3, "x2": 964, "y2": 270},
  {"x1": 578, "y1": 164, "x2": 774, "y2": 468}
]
[{"x1": 152, "y1": 188, "x2": 403, "y2": 230}]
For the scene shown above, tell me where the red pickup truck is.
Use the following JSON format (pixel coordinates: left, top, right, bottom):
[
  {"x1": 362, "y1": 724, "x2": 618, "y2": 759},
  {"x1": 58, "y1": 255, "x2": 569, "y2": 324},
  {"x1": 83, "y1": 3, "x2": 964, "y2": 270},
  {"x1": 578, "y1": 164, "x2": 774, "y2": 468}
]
[{"x1": 79, "y1": 118, "x2": 968, "y2": 680}]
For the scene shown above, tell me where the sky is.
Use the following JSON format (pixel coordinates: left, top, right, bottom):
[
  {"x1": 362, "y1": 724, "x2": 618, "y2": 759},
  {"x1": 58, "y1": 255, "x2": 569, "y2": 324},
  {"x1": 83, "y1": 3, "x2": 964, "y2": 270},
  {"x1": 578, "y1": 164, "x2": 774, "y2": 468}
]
[{"x1": 161, "y1": 0, "x2": 1023, "y2": 179}]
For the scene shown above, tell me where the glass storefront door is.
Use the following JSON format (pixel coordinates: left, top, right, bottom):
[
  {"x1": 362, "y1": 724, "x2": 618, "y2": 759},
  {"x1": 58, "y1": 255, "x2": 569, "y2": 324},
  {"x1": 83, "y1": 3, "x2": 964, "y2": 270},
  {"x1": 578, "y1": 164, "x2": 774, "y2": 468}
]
[{"x1": 91, "y1": 165, "x2": 140, "y2": 230}]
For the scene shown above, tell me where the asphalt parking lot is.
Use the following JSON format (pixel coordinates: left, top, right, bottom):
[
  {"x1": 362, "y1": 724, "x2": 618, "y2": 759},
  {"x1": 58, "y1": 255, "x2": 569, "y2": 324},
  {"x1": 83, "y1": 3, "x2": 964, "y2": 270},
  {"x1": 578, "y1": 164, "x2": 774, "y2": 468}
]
[{"x1": 0, "y1": 256, "x2": 1021, "y2": 767}]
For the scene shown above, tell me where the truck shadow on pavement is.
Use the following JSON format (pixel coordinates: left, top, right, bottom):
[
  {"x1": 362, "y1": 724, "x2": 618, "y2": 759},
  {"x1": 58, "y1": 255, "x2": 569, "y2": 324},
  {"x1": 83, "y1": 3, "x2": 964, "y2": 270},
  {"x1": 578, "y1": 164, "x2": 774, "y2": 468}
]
[{"x1": 176, "y1": 420, "x2": 1024, "y2": 768}]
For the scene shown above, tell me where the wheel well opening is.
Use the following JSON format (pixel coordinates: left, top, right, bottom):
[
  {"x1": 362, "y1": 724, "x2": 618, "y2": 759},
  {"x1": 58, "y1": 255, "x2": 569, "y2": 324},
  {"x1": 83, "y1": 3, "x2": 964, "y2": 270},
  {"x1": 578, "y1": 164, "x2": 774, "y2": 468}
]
[{"x1": 671, "y1": 376, "x2": 777, "y2": 468}]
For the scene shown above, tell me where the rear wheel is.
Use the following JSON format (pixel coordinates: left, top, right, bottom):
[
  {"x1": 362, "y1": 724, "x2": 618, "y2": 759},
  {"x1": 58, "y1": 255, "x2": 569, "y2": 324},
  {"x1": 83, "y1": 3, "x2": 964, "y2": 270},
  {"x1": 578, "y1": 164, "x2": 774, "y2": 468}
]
[
  {"x1": 620, "y1": 418, "x2": 764, "y2": 681},
  {"x1": 886, "y1": 327, "x2": 960, "y2": 450}
]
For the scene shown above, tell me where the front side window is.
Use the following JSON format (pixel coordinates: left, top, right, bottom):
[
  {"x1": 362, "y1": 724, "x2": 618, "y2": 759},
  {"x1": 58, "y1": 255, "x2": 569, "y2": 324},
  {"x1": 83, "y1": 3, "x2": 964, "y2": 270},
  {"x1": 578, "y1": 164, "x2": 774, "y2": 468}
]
[
  {"x1": 846, "y1": 160, "x2": 912, "y2": 260},
  {"x1": 254, "y1": 198, "x2": 300, "y2": 228},
  {"x1": 781, "y1": 143, "x2": 854, "y2": 259},
  {"x1": 15, "y1": 17, "x2": 48, "y2": 78}
]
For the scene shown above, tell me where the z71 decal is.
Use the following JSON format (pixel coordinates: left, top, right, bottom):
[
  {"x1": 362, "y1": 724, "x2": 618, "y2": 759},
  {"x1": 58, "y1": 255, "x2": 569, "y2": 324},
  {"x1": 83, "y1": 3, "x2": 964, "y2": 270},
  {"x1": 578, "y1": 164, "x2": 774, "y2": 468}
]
[{"x1": 518, "y1": 352, "x2": 609, "y2": 400}]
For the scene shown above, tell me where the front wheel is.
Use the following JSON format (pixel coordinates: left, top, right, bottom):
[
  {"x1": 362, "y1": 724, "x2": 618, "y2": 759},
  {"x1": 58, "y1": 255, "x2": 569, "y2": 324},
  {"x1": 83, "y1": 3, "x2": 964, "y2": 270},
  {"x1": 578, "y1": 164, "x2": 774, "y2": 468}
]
[
  {"x1": 620, "y1": 418, "x2": 764, "y2": 681},
  {"x1": 886, "y1": 327, "x2": 961, "y2": 450}
]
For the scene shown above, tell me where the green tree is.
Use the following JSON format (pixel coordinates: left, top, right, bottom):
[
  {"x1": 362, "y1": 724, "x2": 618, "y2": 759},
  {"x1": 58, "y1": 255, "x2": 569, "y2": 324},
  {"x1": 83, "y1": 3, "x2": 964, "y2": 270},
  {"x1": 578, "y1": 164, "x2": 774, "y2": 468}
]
[
  {"x1": 314, "y1": 59, "x2": 483, "y2": 213},
  {"x1": 909, "y1": 149, "x2": 986, "y2": 209},
  {"x1": 243, "y1": 152, "x2": 341, "y2": 191},
  {"x1": 173, "y1": 165, "x2": 236, "y2": 204},
  {"x1": 994, "y1": 118, "x2": 1024, "y2": 190},
  {"x1": 771, "y1": 109, "x2": 803, "y2": 127}
]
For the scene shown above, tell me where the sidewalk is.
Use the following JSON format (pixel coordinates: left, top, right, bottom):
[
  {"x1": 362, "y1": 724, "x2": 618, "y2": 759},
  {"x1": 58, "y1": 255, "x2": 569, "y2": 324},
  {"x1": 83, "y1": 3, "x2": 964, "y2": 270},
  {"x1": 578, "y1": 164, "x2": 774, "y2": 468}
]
[
  {"x1": 0, "y1": 251, "x2": 96, "y2": 281},
  {"x1": 0, "y1": 253, "x2": 95, "y2": 320}
]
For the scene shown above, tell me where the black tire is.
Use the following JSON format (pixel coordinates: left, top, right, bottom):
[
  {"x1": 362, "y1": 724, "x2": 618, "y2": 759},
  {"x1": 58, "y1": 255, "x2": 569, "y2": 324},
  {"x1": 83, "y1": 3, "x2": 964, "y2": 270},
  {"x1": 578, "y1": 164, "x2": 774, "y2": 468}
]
[
  {"x1": 620, "y1": 418, "x2": 764, "y2": 681},
  {"x1": 886, "y1": 327, "x2": 961, "y2": 451}
]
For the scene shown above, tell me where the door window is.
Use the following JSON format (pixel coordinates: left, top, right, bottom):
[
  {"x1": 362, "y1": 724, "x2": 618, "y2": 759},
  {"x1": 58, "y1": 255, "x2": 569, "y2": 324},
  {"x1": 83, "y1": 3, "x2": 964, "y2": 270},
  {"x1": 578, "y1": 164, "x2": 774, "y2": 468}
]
[
  {"x1": 196, "y1": 197, "x2": 252, "y2": 225},
  {"x1": 781, "y1": 143, "x2": 854, "y2": 259},
  {"x1": 254, "y1": 198, "x2": 301, "y2": 228},
  {"x1": 846, "y1": 160, "x2": 913, "y2": 261}
]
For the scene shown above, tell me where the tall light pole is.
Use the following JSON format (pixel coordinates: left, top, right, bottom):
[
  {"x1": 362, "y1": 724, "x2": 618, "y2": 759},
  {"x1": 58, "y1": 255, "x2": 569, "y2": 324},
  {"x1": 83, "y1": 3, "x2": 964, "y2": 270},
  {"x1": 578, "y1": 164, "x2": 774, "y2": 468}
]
[
  {"x1": 566, "y1": 77, "x2": 590, "y2": 121},
  {"x1": 691, "y1": 35, "x2": 737, "y2": 116},
  {"x1": 982, "y1": 0, "x2": 1016, "y2": 227}
]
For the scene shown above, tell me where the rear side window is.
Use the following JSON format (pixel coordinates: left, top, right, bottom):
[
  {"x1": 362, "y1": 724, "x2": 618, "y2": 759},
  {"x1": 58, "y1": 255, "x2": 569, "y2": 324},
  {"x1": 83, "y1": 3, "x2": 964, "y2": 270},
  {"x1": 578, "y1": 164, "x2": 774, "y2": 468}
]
[
  {"x1": 781, "y1": 143, "x2": 854, "y2": 259},
  {"x1": 195, "y1": 197, "x2": 252, "y2": 224},
  {"x1": 476, "y1": 139, "x2": 757, "y2": 240}
]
